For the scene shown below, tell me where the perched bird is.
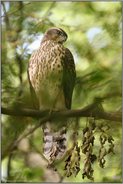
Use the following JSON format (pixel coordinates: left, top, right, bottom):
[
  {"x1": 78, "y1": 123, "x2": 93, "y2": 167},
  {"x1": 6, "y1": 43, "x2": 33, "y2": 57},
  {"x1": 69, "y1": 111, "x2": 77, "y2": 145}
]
[{"x1": 28, "y1": 27, "x2": 76, "y2": 163}]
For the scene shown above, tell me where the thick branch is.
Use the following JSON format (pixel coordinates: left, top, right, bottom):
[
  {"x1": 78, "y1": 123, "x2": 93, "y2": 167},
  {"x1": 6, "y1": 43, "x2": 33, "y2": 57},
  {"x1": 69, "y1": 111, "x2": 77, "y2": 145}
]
[{"x1": 1, "y1": 102, "x2": 121, "y2": 122}]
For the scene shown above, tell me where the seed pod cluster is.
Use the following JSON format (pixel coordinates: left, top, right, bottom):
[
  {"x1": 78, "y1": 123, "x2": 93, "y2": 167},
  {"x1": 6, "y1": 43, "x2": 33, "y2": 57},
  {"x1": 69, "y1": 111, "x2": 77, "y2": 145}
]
[
  {"x1": 98, "y1": 125, "x2": 115, "y2": 168},
  {"x1": 81, "y1": 119, "x2": 97, "y2": 180},
  {"x1": 64, "y1": 142, "x2": 81, "y2": 177},
  {"x1": 63, "y1": 120, "x2": 115, "y2": 181}
]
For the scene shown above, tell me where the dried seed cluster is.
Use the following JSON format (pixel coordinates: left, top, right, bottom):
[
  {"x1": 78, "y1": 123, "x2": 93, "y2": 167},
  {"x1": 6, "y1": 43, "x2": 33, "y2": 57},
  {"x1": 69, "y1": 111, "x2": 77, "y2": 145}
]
[
  {"x1": 98, "y1": 124, "x2": 115, "y2": 168},
  {"x1": 63, "y1": 119, "x2": 115, "y2": 181},
  {"x1": 81, "y1": 119, "x2": 97, "y2": 180},
  {"x1": 64, "y1": 142, "x2": 80, "y2": 177}
]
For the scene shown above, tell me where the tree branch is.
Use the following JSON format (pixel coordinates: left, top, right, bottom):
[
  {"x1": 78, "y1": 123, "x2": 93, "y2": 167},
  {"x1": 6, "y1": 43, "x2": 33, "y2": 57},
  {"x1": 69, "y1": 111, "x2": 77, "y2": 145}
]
[
  {"x1": 1, "y1": 102, "x2": 121, "y2": 122},
  {"x1": 1, "y1": 101, "x2": 121, "y2": 160}
]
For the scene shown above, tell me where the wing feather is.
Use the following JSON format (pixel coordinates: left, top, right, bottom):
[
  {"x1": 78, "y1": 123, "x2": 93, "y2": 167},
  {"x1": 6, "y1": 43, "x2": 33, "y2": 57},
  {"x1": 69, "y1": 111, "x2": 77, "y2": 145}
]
[
  {"x1": 27, "y1": 52, "x2": 39, "y2": 109},
  {"x1": 62, "y1": 48, "x2": 76, "y2": 109}
]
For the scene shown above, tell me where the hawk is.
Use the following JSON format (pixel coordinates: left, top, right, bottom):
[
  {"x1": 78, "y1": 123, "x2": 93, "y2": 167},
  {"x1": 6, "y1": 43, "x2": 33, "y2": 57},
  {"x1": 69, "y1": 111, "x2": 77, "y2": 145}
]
[{"x1": 28, "y1": 27, "x2": 76, "y2": 163}]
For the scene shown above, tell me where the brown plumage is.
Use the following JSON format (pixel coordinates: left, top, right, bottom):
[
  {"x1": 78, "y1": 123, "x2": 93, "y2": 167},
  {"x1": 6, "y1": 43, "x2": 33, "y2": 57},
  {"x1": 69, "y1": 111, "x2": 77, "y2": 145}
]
[{"x1": 28, "y1": 27, "x2": 76, "y2": 163}]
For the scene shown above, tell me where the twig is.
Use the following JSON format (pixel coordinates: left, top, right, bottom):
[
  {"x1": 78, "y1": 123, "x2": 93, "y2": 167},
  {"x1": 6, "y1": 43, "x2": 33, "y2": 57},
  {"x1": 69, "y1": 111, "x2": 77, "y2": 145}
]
[
  {"x1": 35, "y1": 2, "x2": 56, "y2": 27},
  {"x1": 7, "y1": 152, "x2": 13, "y2": 181},
  {"x1": 1, "y1": 1, "x2": 11, "y2": 30},
  {"x1": 1, "y1": 2, "x2": 31, "y2": 18},
  {"x1": 12, "y1": 116, "x2": 50, "y2": 151},
  {"x1": 2, "y1": 116, "x2": 51, "y2": 160}
]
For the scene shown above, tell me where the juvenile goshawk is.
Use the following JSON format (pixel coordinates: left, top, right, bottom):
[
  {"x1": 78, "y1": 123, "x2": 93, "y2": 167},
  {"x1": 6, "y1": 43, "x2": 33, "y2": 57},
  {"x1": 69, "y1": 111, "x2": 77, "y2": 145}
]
[{"x1": 28, "y1": 27, "x2": 76, "y2": 163}]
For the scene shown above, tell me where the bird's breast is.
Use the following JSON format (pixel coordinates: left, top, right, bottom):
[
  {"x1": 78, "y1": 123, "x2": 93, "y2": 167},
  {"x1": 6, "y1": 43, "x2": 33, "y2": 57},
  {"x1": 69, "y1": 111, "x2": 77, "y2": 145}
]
[{"x1": 30, "y1": 41, "x2": 66, "y2": 109}]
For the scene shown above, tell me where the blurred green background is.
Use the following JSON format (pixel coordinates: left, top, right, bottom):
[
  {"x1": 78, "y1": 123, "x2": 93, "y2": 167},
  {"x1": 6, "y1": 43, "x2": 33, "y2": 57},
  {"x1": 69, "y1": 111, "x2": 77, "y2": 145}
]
[{"x1": 1, "y1": 1, "x2": 122, "y2": 183}]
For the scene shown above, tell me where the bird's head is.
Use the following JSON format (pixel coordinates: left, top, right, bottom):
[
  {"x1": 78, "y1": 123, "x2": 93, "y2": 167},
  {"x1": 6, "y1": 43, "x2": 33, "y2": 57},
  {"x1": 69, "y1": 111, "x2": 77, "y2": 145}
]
[{"x1": 42, "y1": 27, "x2": 68, "y2": 44}]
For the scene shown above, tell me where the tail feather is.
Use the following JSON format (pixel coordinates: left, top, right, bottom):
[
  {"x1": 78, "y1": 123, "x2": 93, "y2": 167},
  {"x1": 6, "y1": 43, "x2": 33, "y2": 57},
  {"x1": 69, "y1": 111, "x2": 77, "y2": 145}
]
[
  {"x1": 43, "y1": 123, "x2": 53, "y2": 157},
  {"x1": 42, "y1": 122, "x2": 67, "y2": 163}
]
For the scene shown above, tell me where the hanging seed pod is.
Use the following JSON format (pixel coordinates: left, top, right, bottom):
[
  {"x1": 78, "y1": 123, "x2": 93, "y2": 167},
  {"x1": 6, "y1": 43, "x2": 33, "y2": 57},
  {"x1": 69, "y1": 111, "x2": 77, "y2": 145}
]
[
  {"x1": 64, "y1": 141, "x2": 81, "y2": 177},
  {"x1": 98, "y1": 124, "x2": 115, "y2": 168},
  {"x1": 64, "y1": 153, "x2": 72, "y2": 177},
  {"x1": 81, "y1": 118, "x2": 96, "y2": 180},
  {"x1": 107, "y1": 135, "x2": 115, "y2": 154},
  {"x1": 82, "y1": 158, "x2": 94, "y2": 181},
  {"x1": 98, "y1": 146, "x2": 107, "y2": 167},
  {"x1": 73, "y1": 143, "x2": 81, "y2": 177}
]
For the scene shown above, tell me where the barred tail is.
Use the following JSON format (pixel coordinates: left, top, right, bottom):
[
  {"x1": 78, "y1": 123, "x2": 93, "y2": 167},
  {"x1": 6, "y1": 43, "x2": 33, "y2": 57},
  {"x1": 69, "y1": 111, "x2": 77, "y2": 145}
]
[
  {"x1": 42, "y1": 122, "x2": 67, "y2": 163},
  {"x1": 42, "y1": 122, "x2": 53, "y2": 161}
]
